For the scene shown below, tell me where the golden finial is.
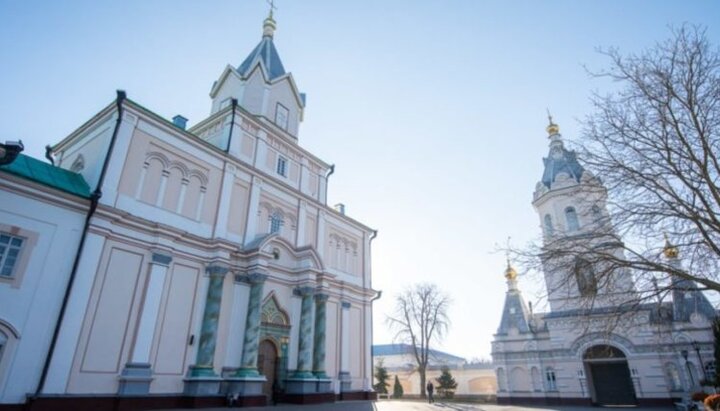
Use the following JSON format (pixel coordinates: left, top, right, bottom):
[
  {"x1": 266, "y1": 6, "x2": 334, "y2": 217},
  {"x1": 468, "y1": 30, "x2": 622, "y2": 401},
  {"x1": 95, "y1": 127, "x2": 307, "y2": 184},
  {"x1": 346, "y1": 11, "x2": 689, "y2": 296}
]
[
  {"x1": 504, "y1": 255, "x2": 518, "y2": 280},
  {"x1": 546, "y1": 109, "x2": 560, "y2": 136},
  {"x1": 263, "y1": 0, "x2": 278, "y2": 37},
  {"x1": 663, "y1": 233, "x2": 679, "y2": 259}
]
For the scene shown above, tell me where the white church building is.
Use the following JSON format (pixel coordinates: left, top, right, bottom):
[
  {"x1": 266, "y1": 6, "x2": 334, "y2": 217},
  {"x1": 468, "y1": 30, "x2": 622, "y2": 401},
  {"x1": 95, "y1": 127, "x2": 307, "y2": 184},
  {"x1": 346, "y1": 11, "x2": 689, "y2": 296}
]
[
  {"x1": 0, "y1": 10, "x2": 377, "y2": 409},
  {"x1": 492, "y1": 120, "x2": 717, "y2": 406}
]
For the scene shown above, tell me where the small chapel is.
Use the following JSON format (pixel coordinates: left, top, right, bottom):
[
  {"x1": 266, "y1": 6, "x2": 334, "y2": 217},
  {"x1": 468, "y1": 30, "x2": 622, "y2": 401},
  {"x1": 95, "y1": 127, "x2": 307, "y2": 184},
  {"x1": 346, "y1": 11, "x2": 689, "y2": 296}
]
[
  {"x1": 491, "y1": 120, "x2": 717, "y2": 406},
  {"x1": 0, "y1": 8, "x2": 377, "y2": 409}
]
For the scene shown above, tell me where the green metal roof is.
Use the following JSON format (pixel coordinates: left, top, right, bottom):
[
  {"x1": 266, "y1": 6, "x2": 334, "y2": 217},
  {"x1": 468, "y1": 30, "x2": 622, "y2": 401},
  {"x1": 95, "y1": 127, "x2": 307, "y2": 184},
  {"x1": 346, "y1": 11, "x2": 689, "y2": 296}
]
[{"x1": 0, "y1": 154, "x2": 91, "y2": 198}]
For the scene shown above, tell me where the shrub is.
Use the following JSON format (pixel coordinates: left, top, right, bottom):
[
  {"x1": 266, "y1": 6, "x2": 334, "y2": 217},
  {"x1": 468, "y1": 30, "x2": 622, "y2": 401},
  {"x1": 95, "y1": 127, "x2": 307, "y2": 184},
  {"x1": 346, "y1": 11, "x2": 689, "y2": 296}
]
[{"x1": 393, "y1": 375, "x2": 404, "y2": 398}]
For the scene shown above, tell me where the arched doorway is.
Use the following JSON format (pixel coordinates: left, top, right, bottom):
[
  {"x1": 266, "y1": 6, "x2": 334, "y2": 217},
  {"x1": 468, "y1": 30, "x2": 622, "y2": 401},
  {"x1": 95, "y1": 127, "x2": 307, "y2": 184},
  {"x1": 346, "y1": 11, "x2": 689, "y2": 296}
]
[
  {"x1": 584, "y1": 345, "x2": 636, "y2": 405},
  {"x1": 258, "y1": 339, "x2": 279, "y2": 400}
]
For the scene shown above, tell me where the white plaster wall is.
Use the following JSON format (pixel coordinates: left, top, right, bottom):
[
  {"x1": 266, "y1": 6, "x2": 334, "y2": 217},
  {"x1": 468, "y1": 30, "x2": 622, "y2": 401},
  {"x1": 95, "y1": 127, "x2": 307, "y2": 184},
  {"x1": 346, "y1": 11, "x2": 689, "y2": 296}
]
[{"x1": 0, "y1": 188, "x2": 86, "y2": 403}]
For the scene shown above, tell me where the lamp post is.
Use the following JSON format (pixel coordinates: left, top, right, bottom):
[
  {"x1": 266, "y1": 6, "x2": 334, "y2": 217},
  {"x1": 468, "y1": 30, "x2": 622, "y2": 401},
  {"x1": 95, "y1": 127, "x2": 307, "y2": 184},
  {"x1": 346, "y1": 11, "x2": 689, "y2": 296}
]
[
  {"x1": 692, "y1": 341, "x2": 708, "y2": 384},
  {"x1": 682, "y1": 349, "x2": 696, "y2": 388}
]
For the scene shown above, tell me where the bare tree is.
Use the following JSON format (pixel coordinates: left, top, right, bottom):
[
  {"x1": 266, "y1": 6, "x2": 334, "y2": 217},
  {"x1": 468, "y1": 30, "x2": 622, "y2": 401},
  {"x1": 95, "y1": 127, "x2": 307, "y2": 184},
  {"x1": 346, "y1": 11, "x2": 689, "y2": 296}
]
[
  {"x1": 386, "y1": 283, "x2": 451, "y2": 398},
  {"x1": 515, "y1": 25, "x2": 720, "y2": 322}
]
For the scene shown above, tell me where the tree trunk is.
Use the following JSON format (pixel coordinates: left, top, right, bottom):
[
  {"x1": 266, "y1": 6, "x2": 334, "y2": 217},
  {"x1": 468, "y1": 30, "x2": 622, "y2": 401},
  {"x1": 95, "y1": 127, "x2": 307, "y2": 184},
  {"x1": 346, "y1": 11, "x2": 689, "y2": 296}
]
[{"x1": 419, "y1": 367, "x2": 426, "y2": 398}]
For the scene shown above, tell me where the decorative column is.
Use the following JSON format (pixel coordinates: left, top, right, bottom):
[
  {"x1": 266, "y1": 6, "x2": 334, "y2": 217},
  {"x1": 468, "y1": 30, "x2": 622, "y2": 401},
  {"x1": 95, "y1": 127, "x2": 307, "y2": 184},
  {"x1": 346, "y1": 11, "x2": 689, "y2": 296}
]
[
  {"x1": 184, "y1": 265, "x2": 228, "y2": 395},
  {"x1": 225, "y1": 272, "x2": 268, "y2": 396},
  {"x1": 119, "y1": 252, "x2": 171, "y2": 395},
  {"x1": 285, "y1": 286, "x2": 317, "y2": 394},
  {"x1": 236, "y1": 273, "x2": 267, "y2": 377},
  {"x1": 313, "y1": 294, "x2": 332, "y2": 393},
  {"x1": 312, "y1": 294, "x2": 328, "y2": 378},
  {"x1": 293, "y1": 286, "x2": 315, "y2": 378}
]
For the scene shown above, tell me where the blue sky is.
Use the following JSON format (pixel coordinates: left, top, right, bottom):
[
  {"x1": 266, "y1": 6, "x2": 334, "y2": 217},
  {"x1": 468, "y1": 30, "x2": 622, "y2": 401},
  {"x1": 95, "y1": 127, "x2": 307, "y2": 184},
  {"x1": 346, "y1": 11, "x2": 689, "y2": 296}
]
[{"x1": 2, "y1": 1, "x2": 719, "y2": 360}]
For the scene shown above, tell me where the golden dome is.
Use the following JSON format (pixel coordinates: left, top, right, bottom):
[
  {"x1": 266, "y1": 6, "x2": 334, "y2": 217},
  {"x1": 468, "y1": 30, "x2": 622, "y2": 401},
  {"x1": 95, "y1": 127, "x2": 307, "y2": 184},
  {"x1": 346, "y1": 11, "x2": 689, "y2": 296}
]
[
  {"x1": 663, "y1": 233, "x2": 679, "y2": 259},
  {"x1": 546, "y1": 110, "x2": 560, "y2": 136},
  {"x1": 505, "y1": 261, "x2": 518, "y2": 280}
]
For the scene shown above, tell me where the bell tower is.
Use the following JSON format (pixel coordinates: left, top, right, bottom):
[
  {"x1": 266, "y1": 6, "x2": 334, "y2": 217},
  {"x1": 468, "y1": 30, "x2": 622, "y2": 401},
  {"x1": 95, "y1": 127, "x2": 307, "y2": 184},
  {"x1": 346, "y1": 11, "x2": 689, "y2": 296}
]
[{"x1": 531, "y1": 116, "x2": 636, "y2": 312}]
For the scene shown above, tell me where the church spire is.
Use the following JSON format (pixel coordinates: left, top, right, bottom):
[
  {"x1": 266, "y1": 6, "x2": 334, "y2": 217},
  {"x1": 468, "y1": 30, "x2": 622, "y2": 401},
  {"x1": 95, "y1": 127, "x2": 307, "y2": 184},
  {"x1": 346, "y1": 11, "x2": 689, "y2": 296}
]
[
  {"x1": 546, "y1": 109, "x2": 560, "y2": 137},
  {"x1": 263, "y1": 0, "x2": 277, "y2": 38}
]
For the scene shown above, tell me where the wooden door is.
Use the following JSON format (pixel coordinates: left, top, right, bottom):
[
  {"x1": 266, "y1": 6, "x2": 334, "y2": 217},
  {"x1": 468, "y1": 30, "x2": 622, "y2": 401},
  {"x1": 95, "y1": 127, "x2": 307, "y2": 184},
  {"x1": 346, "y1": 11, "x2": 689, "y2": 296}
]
[{"x1": 257, "y1": 339, "x2": 278, "y2": 398}]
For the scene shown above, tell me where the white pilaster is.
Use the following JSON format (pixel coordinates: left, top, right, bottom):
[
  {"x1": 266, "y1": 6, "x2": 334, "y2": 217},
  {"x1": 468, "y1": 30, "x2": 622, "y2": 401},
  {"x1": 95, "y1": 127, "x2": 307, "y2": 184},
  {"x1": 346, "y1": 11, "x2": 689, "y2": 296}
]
[
  {"x1": 300, "y1": 158, "x2": 310, "y2": 196},
  {"x1": 224, "y1": 277, "x2": 250, "y2": 367},
  {"x1": 316, "y1": 210, "x2": 326, "y2": 259},
  {"x1": 155, "y1": 170, "x2": 169, "y2": 207},
  {"x1": 296, "y1": 200, "x2": 307, "y2": 247},
  {"x1": 130, "y1": 253, "x2": 171, "y2": 363},
  {"x1": 213, "y1": 164, "x2": 236, "y2": 239},
  {"x1": 243, "y1": 177, "x2": 262, "y2": 246},
  {"x1": 189, "y1": 270, "x2": 211, "y2": 363},
  {"x1": 319, "y1": 175, "x2": 328, "y2": 204},
  {"x1": 100, "y1": 111, "x2": 138, "y2": 206},
  {"x1": 43, "y1": 233, "x2": 106, "y2": 394},
  {"x1": 340, "y1": 302, "x2": 350, "y2": 374},
  {"x1": 175, "y1": 180, "x2": 188, "y2": 214},
  {"x1": 254, "y1": 131, "x2": 268, "y2": 171},
  {"x1": 363, "y1": 301, "x2": 373, "y2": 390},
  {"x1": 226, "y1": 113, "x2": 244, "y2": 157}
]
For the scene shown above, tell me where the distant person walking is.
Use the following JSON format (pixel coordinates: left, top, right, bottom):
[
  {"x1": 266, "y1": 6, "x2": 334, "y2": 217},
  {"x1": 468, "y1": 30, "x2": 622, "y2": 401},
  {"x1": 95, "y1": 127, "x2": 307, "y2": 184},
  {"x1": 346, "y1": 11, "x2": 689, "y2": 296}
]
[{"x1": 426, "y1": 381, "x2": 434, "y2": 403}]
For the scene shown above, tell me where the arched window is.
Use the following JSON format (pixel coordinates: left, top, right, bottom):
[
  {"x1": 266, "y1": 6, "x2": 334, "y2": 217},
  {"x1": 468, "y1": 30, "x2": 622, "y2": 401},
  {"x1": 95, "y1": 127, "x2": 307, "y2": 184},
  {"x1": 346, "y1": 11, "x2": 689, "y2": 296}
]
[
  {"x1": 545, "y1": 367, "x2": 557, "y2": 391},
  {"x1": 531, "y1": 366, "x2": 542, "y2": 391},
  {"x1": 665, "y1": 363, "x2": 682, "y2": 391},
  {"x1": 544, "y1": 214, "x2": 554, "y2": 236},
  {"x1": 565, "y1": 207, "x2": 579, "y2": 232},
  {"x1": 574, "y1": 258, "x2": 597, "y2": 296},
  {"x1": 269, "y1": 212, "x2": 283, "y2": 234}
]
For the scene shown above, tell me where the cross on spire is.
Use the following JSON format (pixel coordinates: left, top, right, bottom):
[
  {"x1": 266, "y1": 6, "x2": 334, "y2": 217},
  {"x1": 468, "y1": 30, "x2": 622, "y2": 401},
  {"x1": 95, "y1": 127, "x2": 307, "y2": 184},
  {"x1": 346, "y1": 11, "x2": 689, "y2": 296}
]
[{"x1": 267, "y1": 0, "x2": 277, "y2": 18}]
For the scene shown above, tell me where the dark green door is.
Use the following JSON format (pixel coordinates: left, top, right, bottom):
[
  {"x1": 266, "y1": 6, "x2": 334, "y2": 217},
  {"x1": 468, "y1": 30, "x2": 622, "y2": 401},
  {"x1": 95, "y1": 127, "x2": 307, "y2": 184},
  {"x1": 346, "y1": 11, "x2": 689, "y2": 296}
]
[{"x1": 590, "y1": 362, "x2": 637, "y2": 405}]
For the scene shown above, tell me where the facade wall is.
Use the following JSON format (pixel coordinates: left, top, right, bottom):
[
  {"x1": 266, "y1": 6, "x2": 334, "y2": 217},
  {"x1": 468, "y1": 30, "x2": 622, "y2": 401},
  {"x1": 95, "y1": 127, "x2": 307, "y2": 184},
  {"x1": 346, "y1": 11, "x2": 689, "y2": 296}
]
[
  {"x1": 38, "y1": 99, "x2": 376, "y2": 399},
  {"x1": 0, "y1": 177, "x2": 87, "y2": 403}
]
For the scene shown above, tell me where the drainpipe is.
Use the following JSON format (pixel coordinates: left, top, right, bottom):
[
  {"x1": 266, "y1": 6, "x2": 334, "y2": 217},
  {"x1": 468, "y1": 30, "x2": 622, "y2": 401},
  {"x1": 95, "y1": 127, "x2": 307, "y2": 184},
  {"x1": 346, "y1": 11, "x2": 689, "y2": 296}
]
[
  {"x1": 35, "y1": 90, "x2": 127, "y2": 395},
  {"x1": 225, "y1": 98, "x2": 238, "y2": 152}
]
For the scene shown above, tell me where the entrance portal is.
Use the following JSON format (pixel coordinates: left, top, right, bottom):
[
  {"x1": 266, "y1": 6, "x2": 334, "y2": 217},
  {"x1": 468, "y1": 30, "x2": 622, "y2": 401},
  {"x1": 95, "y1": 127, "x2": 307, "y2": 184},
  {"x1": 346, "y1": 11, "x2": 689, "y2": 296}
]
[
  {"x1": 584, "y1": 345, "x2": 636, "y2": 406},
  {"x1": 258, "y1": 339, "x2": 279, "y2": 400}
]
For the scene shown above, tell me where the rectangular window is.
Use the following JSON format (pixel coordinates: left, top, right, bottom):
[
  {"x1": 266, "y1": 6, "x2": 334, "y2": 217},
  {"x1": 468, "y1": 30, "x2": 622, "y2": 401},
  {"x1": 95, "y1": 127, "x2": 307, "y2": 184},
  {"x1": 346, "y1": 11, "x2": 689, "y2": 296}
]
[
  {"x1": 275, "y1": 103, "x2": 289, "y2": 130},
  {"x1": 270, "y1": 215, "x2": 282, "y2": 234},
  {"x1": 276, "y1": 156, "x2": 287, "y2": 177},
  {"x1": 546, "y1": 369, "x2": 557, "y2": 391},
  {"x1": 0, "y1": 233, "x2": 24, "y2": 278}
]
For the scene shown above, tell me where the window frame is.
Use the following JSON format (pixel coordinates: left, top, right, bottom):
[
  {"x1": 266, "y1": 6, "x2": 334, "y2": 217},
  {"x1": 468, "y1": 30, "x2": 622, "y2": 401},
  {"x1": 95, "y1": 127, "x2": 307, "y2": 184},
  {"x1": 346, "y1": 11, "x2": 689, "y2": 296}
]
[
  {"x1": 275, "y1": 102, "x2": 289, "y2": 131},
  {"x1": 0, "y1": 225, "x2": 38, "y2": 288},
  {"x1": 276, "y1": 155, "x2": 288, "y2": 177},
  {"x1": 565, "y1": 206, "x2": 580, "y2": 232},
  {"x1": 545, "y1": 368, "x2": 557, "y2": 391},
  {"x1": 0, "y1": 233, "x2": 25, "y2": 279},
  {"x1": 269, "y1": 212, "x2": 283, "y2": 234}
]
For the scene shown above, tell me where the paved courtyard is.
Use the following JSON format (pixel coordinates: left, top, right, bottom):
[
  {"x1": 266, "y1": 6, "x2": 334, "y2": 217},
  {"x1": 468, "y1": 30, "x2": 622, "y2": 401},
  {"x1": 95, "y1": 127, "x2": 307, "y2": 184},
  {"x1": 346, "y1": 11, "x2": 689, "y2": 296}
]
[{"x1": 163, "y1": 400, "x2": 675, "y2": 411}]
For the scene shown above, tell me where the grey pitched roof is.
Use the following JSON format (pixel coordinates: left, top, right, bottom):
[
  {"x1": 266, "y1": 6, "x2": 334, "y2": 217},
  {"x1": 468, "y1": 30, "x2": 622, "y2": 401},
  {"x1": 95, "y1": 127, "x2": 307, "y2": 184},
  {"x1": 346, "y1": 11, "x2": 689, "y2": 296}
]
[
  {"x1": 671, "y1": 278, "x2": 717, "y2": 322},
  {"x1": 496, "y1": 290, "x2": 532, "y2": 335},
  {"x1": 541, "y1": 144, "x2": 585, "y2": 188},
  {"x1": 237, "y1": 36, "x2": 286, "y2": 81}
]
